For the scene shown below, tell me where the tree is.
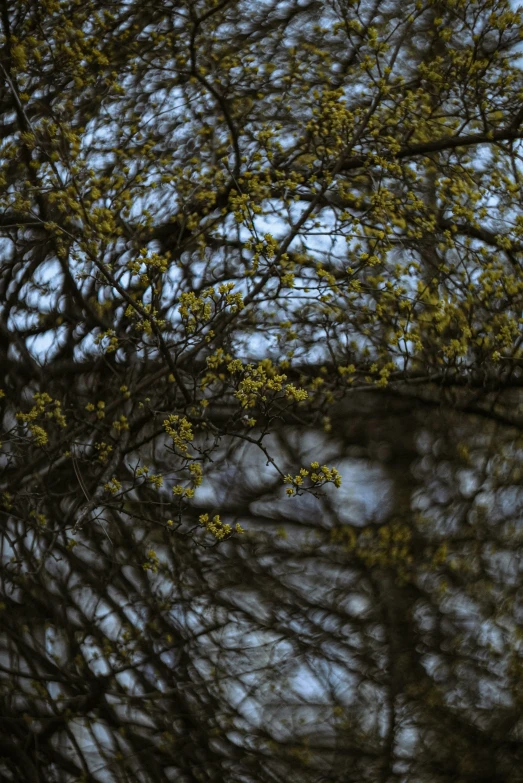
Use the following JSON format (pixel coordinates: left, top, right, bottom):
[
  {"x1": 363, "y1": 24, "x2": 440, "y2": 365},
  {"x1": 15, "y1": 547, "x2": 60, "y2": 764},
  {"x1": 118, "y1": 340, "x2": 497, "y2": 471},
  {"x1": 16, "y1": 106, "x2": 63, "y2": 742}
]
[{"x1": 1, "y1": 0, "x2": 523, "y2": 780}]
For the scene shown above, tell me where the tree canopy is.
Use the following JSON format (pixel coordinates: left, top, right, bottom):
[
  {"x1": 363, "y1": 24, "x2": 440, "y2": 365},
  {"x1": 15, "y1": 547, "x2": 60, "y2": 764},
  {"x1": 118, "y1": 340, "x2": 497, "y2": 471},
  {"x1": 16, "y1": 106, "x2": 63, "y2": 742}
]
[{"x1": 2, "y1": 0, "x2": 523, "y2": 781}]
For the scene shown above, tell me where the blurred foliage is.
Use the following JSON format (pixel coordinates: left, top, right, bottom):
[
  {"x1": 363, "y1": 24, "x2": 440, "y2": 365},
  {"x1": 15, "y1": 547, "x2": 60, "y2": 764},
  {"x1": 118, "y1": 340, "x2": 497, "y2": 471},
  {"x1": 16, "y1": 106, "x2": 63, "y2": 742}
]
[{"x1": 2, "y1": 0, "x2": 523, "y2": 779}]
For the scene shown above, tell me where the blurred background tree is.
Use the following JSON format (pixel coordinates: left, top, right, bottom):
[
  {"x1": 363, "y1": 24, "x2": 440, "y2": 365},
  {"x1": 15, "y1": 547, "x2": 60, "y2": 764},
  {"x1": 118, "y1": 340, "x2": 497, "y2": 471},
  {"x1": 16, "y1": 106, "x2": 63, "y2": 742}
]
[{"x1": 2, "y1": 0, "x2": 523, "y2": 780}]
